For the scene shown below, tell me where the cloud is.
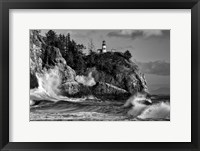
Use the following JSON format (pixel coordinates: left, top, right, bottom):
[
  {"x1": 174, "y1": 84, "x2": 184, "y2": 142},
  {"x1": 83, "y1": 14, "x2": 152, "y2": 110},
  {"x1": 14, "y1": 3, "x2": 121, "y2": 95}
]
[
  {"x1": 72, "y1": 30, "x2": 97, "y2": 38},
  {"x1": 136, "y1": 60, "x2": 170, "y2": 76},
  {"x1": 125, "y1": 45, "x2": 135, "y2": 49},
  {"x1": 107, "y1": 30, "x2": 165, "y2": 40},
  {"x1": 114, "y1": 45, "x2": 135, "y2": 51}
]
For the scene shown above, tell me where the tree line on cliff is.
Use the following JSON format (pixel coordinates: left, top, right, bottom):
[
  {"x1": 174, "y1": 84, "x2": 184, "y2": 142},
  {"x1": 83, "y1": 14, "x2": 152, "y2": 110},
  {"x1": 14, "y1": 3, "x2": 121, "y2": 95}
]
[{"x1": 42, "y1": 30, "x2": 133, "y2": 75}]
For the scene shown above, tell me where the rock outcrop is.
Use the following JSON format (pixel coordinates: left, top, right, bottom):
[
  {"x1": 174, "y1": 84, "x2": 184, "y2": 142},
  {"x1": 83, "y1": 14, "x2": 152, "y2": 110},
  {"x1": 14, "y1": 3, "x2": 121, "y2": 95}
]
[
  {"x1": 85, "y1": 52, "x2": 148, "y2": 96},
  {"x1": 30, "y1": 30, "x2": 79, "y2": 95},
  {"x1": 30, "y1": 30, "x2": 148, "y2": 99}
]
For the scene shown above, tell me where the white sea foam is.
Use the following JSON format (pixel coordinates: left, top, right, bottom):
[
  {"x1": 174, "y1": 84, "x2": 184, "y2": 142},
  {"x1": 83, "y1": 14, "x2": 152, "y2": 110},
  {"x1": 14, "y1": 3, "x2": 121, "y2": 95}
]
[
  {"x1": 138, "y1": 102, "x2": 170, "y2": 120},
  {"x1": 125, "y1": 93, "x2": 170, "y2": 120},
  {"x1": 30, "y1": 66, "x2": 88, "y2": 103},
  {"x1": 75, "y1": 72, "x2": 96, "y2": 86}
]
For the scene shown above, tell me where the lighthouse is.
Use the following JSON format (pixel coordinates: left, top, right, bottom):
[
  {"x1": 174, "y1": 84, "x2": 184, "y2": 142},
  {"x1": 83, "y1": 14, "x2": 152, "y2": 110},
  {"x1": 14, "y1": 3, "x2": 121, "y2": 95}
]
[{"x1": 102, "y1": 40, "x2": 107, "y2": 53}]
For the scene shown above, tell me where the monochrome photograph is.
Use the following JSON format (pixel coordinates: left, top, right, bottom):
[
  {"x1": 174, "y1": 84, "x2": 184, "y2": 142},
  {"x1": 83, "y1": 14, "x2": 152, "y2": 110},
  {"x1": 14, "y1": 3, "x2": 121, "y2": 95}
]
[{"x1": 30, "y1": 29, "x2": 170, "y2": 121}]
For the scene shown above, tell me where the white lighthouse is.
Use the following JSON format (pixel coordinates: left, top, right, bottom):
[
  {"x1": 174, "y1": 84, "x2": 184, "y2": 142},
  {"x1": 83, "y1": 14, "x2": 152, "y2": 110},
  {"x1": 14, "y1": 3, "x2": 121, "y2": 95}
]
[{"x1": 102, "y1": 40, "x2": 107, "y2": 53}]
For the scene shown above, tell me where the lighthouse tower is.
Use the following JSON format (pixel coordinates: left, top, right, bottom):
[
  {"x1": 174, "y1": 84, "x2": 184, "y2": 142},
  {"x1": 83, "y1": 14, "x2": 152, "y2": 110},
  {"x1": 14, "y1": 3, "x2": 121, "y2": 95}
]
[{"x1": 102, "y1": 40, "x2": 107, "y2": 53}]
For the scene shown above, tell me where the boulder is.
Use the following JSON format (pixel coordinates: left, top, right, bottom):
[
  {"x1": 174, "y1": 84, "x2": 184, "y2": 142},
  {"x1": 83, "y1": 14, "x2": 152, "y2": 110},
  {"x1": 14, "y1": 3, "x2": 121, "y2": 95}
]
[{"x1": 92, "y1": 82, "x2": 128, "y2": 95}]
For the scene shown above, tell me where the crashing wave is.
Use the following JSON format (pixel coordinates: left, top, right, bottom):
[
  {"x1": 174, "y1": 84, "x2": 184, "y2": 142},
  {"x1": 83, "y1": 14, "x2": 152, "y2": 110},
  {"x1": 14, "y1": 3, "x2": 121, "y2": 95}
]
[
  {"x1": 125, "y1": 92, "x2": 170, "y2": 120},
  {"x1": 30, "y1": 66, "x2": 98, "y2": 104}
]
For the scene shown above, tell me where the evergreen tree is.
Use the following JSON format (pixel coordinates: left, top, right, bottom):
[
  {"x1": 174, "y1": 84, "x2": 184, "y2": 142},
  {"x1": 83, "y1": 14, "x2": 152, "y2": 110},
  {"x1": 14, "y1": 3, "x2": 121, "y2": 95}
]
[
  {"x1": 66, "y1": 33, "x2": 70, "y2": 51},
  {"x1": 88, "y1": 39, "x2": 96, "y2": 54},
  {"x1": 58, "y1": 34, "x2": 66, "y2": 57},
  {"x1": 45, "y1": 30, "x2": 58, "y2": 46},
  {"x1": 124, "y1": 50, "x2": 132, "y2": 60}
]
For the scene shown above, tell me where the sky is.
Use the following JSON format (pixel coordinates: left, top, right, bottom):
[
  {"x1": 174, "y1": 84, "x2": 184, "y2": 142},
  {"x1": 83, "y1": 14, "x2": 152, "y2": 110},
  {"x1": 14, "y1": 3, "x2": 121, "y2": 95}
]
[{"x1": 40, "y1": 29, "x2": 170, "y2": 93}]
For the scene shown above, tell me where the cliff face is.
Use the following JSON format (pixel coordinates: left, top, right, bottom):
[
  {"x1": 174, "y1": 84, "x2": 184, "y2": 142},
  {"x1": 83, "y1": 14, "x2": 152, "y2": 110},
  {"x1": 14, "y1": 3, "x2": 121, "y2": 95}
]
[
  {"x1": 87, "y1": 53, "x2": 148, "y2": 95},
  {"x1": 91, "y1": 68, "x2": 148, "y2": 95},
  {"x1": 30, "y1": 30, "x2": 148, "y2": 99},
  {"x1": 30, "y1": 30, "x2": 79, "y2": 95}
]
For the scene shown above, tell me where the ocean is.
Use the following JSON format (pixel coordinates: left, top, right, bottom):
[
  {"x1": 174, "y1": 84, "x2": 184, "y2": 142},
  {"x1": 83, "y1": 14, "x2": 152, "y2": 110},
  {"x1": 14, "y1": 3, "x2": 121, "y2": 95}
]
[{"x1": 30, "y1": 95, "x2": 170, "y2": 121}]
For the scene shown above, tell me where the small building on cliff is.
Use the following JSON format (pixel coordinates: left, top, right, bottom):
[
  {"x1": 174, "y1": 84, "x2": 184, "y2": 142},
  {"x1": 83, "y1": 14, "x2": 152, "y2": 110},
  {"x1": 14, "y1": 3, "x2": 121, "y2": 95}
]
[{"x1": 97, "y1": 40, "x2": 107, "y2": 53}]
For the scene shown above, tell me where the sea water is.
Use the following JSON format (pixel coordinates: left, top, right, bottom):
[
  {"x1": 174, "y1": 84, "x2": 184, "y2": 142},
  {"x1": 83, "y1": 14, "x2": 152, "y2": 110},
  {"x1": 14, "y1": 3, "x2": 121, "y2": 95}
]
[{"x1": 30, "y1": 67, "x2": 170, "y2": 121}]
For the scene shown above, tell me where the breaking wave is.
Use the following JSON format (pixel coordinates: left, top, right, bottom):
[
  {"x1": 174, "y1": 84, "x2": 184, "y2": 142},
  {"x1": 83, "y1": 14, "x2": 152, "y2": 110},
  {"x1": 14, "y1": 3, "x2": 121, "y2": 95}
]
[
  {"x1": 137, "y1": 102, "x2": 170, "y2": 120},
  {"x1": 30, "y1": 66, "x2": 170, "y2": 121},
  {"x1": 75, "y1": 72, "x2": 96, "y2": 86},
  {"x1": 30, "y1": 66, "x2": 97, "y2": 103},
  {"x1": 30, "y1": 66, "x2": 69, "y2": 102}
]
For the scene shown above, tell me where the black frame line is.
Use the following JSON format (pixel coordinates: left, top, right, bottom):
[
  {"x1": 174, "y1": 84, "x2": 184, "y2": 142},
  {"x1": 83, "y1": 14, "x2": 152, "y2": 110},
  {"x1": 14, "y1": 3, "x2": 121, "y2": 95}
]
[{"x1": 0, "y1": 0, "x2": 199, "y2": 151}]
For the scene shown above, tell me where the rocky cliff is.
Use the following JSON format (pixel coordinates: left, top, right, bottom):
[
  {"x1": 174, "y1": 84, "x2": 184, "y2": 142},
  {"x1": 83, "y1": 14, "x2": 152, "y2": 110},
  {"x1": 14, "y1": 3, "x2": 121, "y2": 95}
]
[
  {"x1": 30, "y1": 30, "x2": 148, "y2": 99},
  {"x1": 30, "y1": 30, "x2": 79, "y2": 95},
  {"x1": 86, "y1": 52, "x2": 148, "y2": 96}
]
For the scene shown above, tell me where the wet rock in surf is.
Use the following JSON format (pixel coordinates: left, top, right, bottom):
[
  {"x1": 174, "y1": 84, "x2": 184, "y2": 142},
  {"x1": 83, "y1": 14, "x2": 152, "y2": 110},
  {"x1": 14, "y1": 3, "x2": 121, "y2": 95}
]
[
  {"x1": 92, "y1": 82, "x2": 128, "y2": 95},
  {"x1": 61, "y1": 81, "x2": 80, "y2": 95},
  {"x1": 30, "y1": 72, "x2": 38, "y2": 89}
]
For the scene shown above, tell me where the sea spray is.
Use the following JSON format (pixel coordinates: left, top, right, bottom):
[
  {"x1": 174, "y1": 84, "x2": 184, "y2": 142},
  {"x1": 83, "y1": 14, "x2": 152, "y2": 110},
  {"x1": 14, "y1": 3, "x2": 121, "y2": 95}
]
[
  {"x1": 37, "y1": 66, "x2": 62, "y2": 97},
  {"x1": 30, "y1": 65, "x2": 71, "y2": 102},
  {"x1": 137, "y1": 102, "x2": 170, "y2": 120},
  {"x1": 30, "y1": 66, "x2": 97, "y2": 103},
  {"x1": 125, "y1": 92, "x2": 170, "y2": 120},
  {"x1": 75, "y1": 72, "x2": 96, "y2": 86}
]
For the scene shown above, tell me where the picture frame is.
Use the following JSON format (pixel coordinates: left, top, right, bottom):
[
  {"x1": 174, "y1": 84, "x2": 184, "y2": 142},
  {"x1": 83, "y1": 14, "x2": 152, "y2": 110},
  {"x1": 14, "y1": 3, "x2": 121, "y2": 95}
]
[{"x1": 0, "y1": 0, "x2": 199, "y2": 150}]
